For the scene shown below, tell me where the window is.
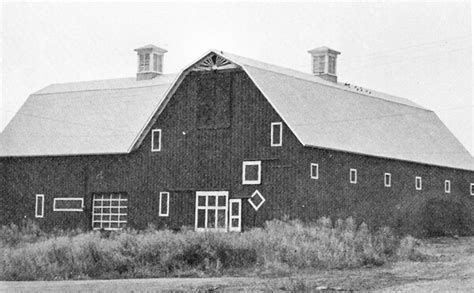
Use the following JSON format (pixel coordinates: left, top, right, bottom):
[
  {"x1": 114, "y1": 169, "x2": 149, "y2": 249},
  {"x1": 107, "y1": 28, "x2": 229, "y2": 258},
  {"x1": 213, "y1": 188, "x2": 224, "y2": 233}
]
[
  {"x1": 328, "y1": 55, "x2": 336, "y2": 74},
  {"x1": 350, "y1": 169, "x2": 357, "y2": 184},
  {"x1": 248, "y1": 190, "x2": 266, "y2": 211},
  {"x1": 35, "y1": 194, "x2": 44, "y2": 218},
  {"x1": 229, "y1": 199, "x2": 241, "y2": 232},
  {"x1": 195, "y1": 192, "x2": 228, "y2": 232},
  {"x1": 242, "y1": 161, "x2": 261, "y2": 185},
  {"x1": 384, "y1": 173, "x2": 391, "y2": 187},
  {"x1": 159, "y1": 192, "x2": 169, "y2": 217},
  {"x1": 153, "y1": 53, "x2": 158, "y2": 72},
  {"x1": 310, "y1": 163, "x2": 319, "y2": 179},
  {"x1": 470, "y1": 183, "x2": 474, "y2": 196},
  {"x1": 92, "y1": 193, "x2": 127, "y2": 230},
  {"x1": 271, "y1": 122, "x2": 283, "y2": 147},
  {"x1": 53, "y1": 198, "x2": 84, "y2": 212},
  {"x1": 139, "y1": 53, "x2": 150, "y2": 72},
  {"x1": 415, "y1": 177, "x2": 422, "y2": 190},
  {"x1": 151, "y1": 129, "x2": 161, "y2": 152},
  {"x1": 313, "y1": 55, "x2": 325, "y2": 74},
  {"x1": 444, "y1": 180, "x2": 451, "y2": 194}
]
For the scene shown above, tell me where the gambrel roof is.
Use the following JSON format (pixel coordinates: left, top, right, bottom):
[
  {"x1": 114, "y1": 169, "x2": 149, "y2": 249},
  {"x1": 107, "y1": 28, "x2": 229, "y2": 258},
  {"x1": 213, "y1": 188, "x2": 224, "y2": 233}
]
[{"x1": 1, "y1": 50, "x2": 473, "y2": 171}]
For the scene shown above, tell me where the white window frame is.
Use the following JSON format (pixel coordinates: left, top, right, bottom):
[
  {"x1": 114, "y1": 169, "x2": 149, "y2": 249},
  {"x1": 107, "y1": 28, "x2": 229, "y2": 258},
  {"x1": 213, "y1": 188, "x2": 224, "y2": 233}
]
[
  {"x1": 92, "y1": 193, "x2": 128, "y2": 231},
  {"x1": 444, "y1": 180, "x2": 451, "y2": 194},
  {"x1": 470, "y1": 183, "x2": 474, "y2": 196},
  {"x1": 242, "y1": 161, "x2": 261, "y2": 185},
  {"x1": 270, "y1": 122, "x2": 283, "y2": 147},
  {"x1": 159, "y1": 192, "x2": 170, "y2": 217},
  {"x1": 195, "y1": 191, "x2": 229, "y2": 232},
  {"x1": 248, "y1": 190, "x2": 266, "y2": 211},
  {"x1": 53, "y1": 198, "x2": 84, "y2": 212},
  {"x1": 151, "y1": 129, "x2": 162, "y2": 152},
  {"x1": 35, "y1": 194, "x2": 44, "y2": 218},
  {"x1": 384, "y1": 173, "x2": 391, "y2": 187},
  {"x1": 229, "y1": 199, "x2": 242, "y2": 232},
  {"x1": 415, "y1": 176, "x2": 422, "y2": 190},
  {"x1": 350, "y1": 168, "x2": 357, "y2": 184},
  {"x1": 310, "y1": 163, "x2": 319, "y2": 179}
]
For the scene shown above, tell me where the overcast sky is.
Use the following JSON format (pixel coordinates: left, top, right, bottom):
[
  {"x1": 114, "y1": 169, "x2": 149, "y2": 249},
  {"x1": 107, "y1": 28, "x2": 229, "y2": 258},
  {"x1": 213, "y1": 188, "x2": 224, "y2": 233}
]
[{"x1": 1, "y1": 1, "x2": 473, "y2": 155}]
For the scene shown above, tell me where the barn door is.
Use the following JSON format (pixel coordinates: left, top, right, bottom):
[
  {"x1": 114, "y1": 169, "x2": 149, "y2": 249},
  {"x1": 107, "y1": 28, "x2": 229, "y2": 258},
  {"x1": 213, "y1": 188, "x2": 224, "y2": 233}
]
[{"x1": 229, "y1": 199, "x2": 241, "y2": 232}]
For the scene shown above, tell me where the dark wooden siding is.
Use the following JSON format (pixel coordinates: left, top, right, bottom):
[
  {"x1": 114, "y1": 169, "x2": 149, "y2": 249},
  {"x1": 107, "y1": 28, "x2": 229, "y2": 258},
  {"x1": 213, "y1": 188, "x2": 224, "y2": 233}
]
[{"x1": 1, "y1": 68, "x2": 473, "y2": 236}]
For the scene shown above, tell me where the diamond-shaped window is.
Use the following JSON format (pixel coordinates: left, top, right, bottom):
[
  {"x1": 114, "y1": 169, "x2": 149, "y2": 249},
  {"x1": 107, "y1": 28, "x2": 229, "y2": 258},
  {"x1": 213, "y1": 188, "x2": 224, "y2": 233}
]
[{"x1": 248, "y1": 190, "x2": 265, "y2": 211}]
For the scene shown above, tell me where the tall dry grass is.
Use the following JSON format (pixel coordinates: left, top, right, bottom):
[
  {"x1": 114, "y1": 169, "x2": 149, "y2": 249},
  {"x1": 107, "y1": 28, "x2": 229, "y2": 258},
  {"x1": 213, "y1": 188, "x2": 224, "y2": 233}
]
[{"x1": 0, "y1": 218, "x2": 420, "y2": 281}]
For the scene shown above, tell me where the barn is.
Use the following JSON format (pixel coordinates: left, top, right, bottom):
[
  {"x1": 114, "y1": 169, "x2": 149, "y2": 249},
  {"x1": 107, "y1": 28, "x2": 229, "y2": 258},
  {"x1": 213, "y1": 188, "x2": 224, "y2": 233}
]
[{"x1": 1, "y1": 45, "x2": 473, "y2": 236}]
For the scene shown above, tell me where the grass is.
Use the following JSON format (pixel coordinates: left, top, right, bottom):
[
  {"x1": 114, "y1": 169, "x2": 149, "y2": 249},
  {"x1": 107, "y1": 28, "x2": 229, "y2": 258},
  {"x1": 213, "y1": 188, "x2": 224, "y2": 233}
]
[{"x1": 0, "y1": 218, "x2": 422, "y2": 281}]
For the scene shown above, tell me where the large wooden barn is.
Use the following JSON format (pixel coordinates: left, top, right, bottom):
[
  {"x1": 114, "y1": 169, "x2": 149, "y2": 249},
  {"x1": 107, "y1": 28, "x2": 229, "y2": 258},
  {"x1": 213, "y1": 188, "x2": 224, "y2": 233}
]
[{"x1": 1, "y1": 45, "x2": 473, "y2": 236}]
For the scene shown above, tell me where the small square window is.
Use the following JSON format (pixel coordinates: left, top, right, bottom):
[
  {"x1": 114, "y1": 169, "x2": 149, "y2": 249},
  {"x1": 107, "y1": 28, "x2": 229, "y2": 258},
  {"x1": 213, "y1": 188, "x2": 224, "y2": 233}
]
[
  {"x1": 271, "y1": 122, "x2": 282, "y2": 147},
  {"x1": 242, "y1": 161, "x2": 261, "y2": 185},
  {"x1": 384, "y1": 173, "x2": 391, "y2": 187},
  {"x1": 159, "y1": 192, "x2": 169, "y2": 217},
  {"x1": 416, "y1": 176, "x2": 422, "y2": 190},
  {"x1": 470, "y1": 183, "x2": 474, "y2": 196},
  {"x1": 444, "y1": 180, "x2": 451, "y2": 194},
  {"x1": 310, "y1": 163, "x2": 319, "y2": 179},
  {"x1": 350, "y1": 169, "x2": 357, "y2": 184},
  {"x1": 35, "y1": 194, "x2": 44, "y2": 218},
  {"x1": 151, "y1": 129, "x2": 161, "y2": 152}
]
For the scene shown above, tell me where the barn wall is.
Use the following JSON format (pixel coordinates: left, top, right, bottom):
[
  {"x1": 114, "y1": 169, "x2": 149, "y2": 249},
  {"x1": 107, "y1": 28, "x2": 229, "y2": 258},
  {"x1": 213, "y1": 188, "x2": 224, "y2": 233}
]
[{"x1": 1, "y1": 67, "x2": 473, "y2": 236}]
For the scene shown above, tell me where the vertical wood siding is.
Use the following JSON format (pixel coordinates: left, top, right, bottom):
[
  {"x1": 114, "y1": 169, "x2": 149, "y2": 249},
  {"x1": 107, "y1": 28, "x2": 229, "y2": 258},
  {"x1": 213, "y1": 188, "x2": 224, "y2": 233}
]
[{"x1": 1, "y1": 68, "x2": 473, "y2": 236}]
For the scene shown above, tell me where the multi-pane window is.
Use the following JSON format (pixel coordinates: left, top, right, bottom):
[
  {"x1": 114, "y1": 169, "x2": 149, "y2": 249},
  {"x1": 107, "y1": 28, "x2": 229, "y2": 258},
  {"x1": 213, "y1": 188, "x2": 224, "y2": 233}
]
[
  {"x1": 328, "y1": 55, "x2": 336, "y2": 74},
  {"x1": 195, "y1": 192, "x2": 228, "y2": 232},
  {"x1": 53, "y1": 198, "x2": 84, "y2": 212},
  {"x1": 444, "y1": 180, "x2": 451, "y2": 194},
  {"x1": 92, "y1": 193, "x2": 127, "y2": 230},
  {"x1": 139, "y1": 53, "x2": 150, "y2": 72},
  {"x1": 35, "y1": 194, "x2": 44, "y2": 218},
  {"x1": 313, "y1": 55, "x2": 326, "y2": 74},
  {"x1": 271, "y1": 122, "x2": 283, "y2": 147},
  {"x1": 159, "y1": 192, "x2": 169, "y2": 217},
  {"x1": 242, "y1": 161, "x2": 261, "y2": 185},
  {"x1": 350, "y1": 169, "x2": 357, "y2": 184},
  {"x1": 384, "y1": 173, "x2": 391, "y2": 187},
  {"x1": 151, "y1": 129, "x2": 161, "y2": 152},
  {"x1": 415, "y1": 177, "x2": 422, "y2": 190},
  {"x1": 311, "y1": 163, "x2": 319, "y2": 179}
]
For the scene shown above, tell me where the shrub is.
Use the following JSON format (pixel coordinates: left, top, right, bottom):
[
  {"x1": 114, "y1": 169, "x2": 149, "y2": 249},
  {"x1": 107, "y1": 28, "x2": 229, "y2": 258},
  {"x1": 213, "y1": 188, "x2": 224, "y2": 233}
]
[{"x1": 0, "y1": 218, "x2": 421, "y2": 281}]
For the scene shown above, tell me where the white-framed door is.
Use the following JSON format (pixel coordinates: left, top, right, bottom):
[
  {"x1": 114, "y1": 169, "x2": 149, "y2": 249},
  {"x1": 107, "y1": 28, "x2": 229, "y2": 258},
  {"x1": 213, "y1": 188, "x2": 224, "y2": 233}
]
[
  {"x1": 195, "y1": 191, "x2": 228, "y2": 232},
  {"x1": 229, "y1": 199, "x2": 242, "y2": 232}
]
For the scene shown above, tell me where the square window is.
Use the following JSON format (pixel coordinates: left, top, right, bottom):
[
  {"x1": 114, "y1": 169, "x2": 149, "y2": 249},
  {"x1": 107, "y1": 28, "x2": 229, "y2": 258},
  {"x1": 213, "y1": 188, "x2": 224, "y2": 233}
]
[
  {"x1": 350, "y1": 169, "x2": 357, "y2": 184},
  {"x1": 384, "y1": 173, "x2": 391, "y2": 187},
  {"x1": 35, "y1": 194, "x2": 44, "y2": 218},
  {"x1": 271, "y1": 122, "x2": 282, "y2": 147},
  {"x1": 416, "y1": 177, "x2": 422, "y2": 190},
  {"x1": 310, "y1": 163, "x2": 319, "y2": 179},
  {"x1": 159, "y1": 192, "x2": 169, "y2": 217},
  {"x1": 151, "y1": 129, "x2": 161, "y2": 152},
  {"x1": 445, "y1": 180, "x2": 451, "y2": 194},
  {"x1": 242, "y1": 161, "x2": 261, "y2": 185}
]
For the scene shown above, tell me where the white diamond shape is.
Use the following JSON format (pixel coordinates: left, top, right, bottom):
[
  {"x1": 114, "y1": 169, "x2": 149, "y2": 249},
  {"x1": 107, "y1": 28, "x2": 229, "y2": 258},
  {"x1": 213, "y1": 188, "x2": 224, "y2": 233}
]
[{"x1": 248, "y1": 190, "x2": 265, "y2": 211}]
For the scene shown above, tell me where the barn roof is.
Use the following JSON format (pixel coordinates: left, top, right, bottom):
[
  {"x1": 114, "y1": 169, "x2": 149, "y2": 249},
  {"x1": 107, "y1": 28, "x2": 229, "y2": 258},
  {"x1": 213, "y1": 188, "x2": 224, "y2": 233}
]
[{"x1": 1, "y1": 50, "x2": 473, "y2": 171}]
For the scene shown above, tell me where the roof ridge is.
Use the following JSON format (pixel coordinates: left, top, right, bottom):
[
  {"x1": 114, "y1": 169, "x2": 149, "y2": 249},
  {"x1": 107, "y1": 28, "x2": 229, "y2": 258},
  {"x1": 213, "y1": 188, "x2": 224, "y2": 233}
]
[{"x1": 217, "y1": 50, "x2": 429, "y2": 111}]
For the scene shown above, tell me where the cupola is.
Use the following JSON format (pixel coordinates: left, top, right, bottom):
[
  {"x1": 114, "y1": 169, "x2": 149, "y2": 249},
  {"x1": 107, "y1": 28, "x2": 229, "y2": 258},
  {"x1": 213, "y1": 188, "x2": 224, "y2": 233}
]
[
  {"x1": 134, "y1": 44, "x2": 167, "y2": 81},
  {"x1": 308, "y1": 46, "x2": 340, "y2": 83}
]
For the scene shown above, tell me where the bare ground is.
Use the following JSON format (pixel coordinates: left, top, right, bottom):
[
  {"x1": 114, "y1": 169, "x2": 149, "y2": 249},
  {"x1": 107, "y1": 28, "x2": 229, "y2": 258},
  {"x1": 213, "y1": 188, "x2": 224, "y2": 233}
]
[{"x1": 1, "y1": 237, "x2": 473, "y2": 292}]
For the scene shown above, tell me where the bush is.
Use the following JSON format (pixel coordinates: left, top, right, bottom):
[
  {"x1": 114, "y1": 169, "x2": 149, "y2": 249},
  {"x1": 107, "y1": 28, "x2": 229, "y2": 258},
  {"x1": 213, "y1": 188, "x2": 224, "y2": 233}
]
[{"x1": 0, "y1": 218, "x2": 420, "y2": 281}]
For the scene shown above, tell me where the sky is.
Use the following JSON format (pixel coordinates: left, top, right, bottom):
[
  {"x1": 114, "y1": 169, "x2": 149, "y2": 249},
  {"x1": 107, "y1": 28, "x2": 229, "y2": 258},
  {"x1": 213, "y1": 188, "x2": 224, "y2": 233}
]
[{"x1": 1, "y1": 1, "x2": 473, "y2": 155}]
